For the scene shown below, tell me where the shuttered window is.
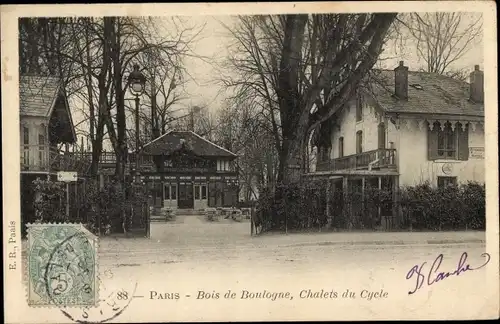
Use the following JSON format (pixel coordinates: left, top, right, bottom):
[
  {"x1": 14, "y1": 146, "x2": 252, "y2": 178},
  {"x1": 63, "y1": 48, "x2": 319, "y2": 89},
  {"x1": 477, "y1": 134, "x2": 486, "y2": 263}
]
[{"x1": 428, "y1": 122, "x2": 468, "y2": 161}]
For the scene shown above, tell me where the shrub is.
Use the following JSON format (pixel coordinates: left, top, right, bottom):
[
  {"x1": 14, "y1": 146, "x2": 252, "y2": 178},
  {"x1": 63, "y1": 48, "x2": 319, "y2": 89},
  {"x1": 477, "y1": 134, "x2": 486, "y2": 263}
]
[
  {"x1": 399, "y1": 181, "x2": 485, "y2": 231},
  {"x1": 32, "y1": 179, "x2": 67, "y2": 223},
  {"x1": 460, "y1": 181, "x2": 486, "y2": 230},
  {"x1": 257, "y1": 180, "x2": 485, "y2": 233},
  {"x1": 257, "y1": 180, "x2": 327, "y2": 231},
  {"x1": 30, "y1": 178, "x2": 150, "y2": 236}
]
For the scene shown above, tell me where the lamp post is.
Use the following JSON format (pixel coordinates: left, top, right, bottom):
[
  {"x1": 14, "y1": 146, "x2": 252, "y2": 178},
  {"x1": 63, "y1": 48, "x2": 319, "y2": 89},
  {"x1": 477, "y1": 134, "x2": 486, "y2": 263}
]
[{"x1": 128, "y1": 64, "x2": 146, "y2": 182}]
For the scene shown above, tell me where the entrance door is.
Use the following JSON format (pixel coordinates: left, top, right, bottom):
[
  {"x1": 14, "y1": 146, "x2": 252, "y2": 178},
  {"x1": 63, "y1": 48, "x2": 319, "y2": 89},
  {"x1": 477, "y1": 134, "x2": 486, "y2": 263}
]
[{"x1": 178, "y1": 182, "x2": 194, "y2": 209}]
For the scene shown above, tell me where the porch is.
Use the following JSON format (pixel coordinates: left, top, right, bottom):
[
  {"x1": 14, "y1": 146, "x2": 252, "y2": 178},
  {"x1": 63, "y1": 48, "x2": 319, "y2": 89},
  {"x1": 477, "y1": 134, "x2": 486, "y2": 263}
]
[
  {"x1": 325, "y1": 174, "x2": 399, "y2": 231},
  {"x1": 20, "y1": 144, "x2": 90, "y2": 174},
  {"x1": 316, "y1": 148, "x2": 397, "y2": 173}
]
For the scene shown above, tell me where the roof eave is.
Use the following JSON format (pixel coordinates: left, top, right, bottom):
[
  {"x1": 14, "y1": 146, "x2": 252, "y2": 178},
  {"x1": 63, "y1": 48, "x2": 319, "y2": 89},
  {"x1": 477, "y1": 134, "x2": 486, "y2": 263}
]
[
  {"x1": 384, "y1": 110, "x2": 484, "y2": 120},
  {"x1": 189, "y1": 131, "x2": 238, "y2": 157},
  {"x1": 63, "y1": 91, "x2": 77, "y2": 143}
]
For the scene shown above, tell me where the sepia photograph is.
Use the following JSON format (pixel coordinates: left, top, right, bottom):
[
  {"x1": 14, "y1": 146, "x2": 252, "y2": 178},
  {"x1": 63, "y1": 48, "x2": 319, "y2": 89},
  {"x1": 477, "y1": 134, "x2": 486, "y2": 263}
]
[{"x1": 2, "y1": 2, "x2": 498, "y2": 322}]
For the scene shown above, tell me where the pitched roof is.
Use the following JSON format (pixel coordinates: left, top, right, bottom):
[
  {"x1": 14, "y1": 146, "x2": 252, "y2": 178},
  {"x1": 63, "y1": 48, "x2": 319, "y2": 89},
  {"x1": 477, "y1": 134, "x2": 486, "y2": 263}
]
[
  {"x1": 142, "y1": 131, "x2": 237, "y2": 158},
  {"x1": 20, "y1": 75, "x2": 62, "y2": 117},
  {"x1": 365, "y1": 69, "x2": 484, "y2": 117}
]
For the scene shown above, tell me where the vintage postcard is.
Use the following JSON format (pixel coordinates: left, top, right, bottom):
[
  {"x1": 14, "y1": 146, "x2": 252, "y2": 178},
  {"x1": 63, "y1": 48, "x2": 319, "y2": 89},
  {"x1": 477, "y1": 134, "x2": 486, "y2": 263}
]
[{"x1": 2, "y1": 2, "x2": 499, "y2": 322}]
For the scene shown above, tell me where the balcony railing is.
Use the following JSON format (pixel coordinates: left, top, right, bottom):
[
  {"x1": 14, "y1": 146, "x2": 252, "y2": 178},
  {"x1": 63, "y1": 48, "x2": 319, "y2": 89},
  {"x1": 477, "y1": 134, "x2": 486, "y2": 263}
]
[
  {"x1": 73, "y1": 151, "x2": 239, "y2": 176},
  {"x1": 316, "y1": 148, "x2": 397, "y2": 172},
  {"x1": 20, "y1": 145, "x2": 90, "y2": 173}
]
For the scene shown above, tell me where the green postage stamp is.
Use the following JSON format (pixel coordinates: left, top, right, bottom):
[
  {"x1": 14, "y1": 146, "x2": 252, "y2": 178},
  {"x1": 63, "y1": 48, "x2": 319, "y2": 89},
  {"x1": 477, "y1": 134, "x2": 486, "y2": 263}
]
[{"x1": 26, "y1": 223, "x2": 99, "y2": 307}]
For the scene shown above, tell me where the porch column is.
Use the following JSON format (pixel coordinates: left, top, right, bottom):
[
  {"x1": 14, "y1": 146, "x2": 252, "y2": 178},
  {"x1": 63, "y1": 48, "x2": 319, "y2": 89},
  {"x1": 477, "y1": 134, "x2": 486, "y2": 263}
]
[
  {"x1": 325, "y1": 179, "x2": 331, "y2": 229},
  {"x1": 361, "y1": 177, "x2": 365, "y2": 215},
  {"x1": 161, "y1": 181, "x2": 164, "y2": 208},
  {"x1": 393, "y1": 176, "x2": 400, "y2": 229},
  {"x1": 343, "y1": 177, "x2": 349, "y2": 230},
  {"x1": 378, "y1": 176, "x2": 382, "y2": 228}
]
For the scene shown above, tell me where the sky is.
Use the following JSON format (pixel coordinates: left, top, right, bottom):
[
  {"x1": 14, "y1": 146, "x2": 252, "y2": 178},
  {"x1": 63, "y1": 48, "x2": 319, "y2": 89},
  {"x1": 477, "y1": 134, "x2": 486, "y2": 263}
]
[
  {"x1": 179, "y1": 14, "x2": 484, "y2": 115},
  {"x1": 69, "y1": 13, "x2": 484, "y2": 150},
  {"x1": 175, "y1": 16, "x2": 236, "y2": 112}
]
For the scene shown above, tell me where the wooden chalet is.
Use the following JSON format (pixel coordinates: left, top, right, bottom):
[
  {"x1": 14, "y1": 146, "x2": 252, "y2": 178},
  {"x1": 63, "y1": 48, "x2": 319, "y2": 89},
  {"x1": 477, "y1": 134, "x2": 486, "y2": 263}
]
[
  {"x1": 132, "y1": 130, "x2": 239, "y2": 210},
  {"x1": 19, "y1": 75, "x2": 88, "y2": 228}
]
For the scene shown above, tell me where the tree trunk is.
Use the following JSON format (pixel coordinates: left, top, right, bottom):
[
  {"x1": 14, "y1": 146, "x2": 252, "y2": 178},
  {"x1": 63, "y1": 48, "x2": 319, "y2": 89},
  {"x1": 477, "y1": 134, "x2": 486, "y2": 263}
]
[
  {"x1": 276, "y1": 14, "x2": 309, "y2": 185},
  {"x1": 110, "y1": 17, "x2": 128, "y2": 183}
]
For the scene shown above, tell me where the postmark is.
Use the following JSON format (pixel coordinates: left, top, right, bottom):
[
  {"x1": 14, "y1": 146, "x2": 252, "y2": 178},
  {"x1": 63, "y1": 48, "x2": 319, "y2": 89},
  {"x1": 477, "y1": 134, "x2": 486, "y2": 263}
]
[
  {"x1": 58, "y1": 270, "x2": 138, "y2": 323},
  {"x1": 57, "y1": 240, "x2": 139, "y2": 323},
  {"x1": 27, "y1": 223, "x2": 98, "y2": 307}
]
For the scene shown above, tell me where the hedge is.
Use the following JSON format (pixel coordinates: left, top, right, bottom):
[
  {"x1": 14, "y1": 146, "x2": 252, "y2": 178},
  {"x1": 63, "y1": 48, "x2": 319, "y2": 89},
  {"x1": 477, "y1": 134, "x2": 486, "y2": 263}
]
[
  {"x1": 255, "y1": 181, "x2": 485, "y2": 232},
  {"x1": 26, "y1": 178, "x2": 148, "y2": 236}
]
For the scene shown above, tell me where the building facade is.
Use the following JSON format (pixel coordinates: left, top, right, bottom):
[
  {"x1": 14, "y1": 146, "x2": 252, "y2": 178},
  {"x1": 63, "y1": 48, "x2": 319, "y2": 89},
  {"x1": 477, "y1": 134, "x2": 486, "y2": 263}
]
[
  {"x1": 135, "y1": 130, "x2": 239, "y2": 210},
  {"x1": 308, "y1": 62, "x2": 485, "y2": 225},
  {"x1": 19, "y1": 75, "x2": 86, "y2": 229}
]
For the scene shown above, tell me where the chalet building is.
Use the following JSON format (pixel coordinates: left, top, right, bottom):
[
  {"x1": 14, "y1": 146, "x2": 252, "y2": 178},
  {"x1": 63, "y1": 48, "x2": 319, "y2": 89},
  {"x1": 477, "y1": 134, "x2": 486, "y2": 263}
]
[
  {"x1": 134, "y1": 130, "x2": 239, "y2": 210},
  {"x1": 308, "y1": 62, "x2": 484, "y2": 225},
  {"x1": 20, "y1": 75, "x2": 85, "y2": 226}
]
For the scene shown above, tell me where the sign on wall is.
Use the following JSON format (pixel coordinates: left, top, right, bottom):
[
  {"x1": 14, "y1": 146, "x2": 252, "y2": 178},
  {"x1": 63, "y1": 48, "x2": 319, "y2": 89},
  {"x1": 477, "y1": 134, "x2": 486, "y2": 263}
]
[
  {"x1": 57, "y1": 171, "x2": 77, "y2": 182},
  {"x1": 441, "y1": 163, "x2": 454, "y2": 175},
  {"x1": 469, "y1": 147, "x2": 485, "y2": 159}
]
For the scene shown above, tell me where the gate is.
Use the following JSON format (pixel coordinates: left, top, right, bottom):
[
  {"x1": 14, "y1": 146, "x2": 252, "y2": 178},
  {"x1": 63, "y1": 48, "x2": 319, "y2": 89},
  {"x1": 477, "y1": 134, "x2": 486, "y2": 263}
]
[{"x1": 129, "y1": 183, "x2": 151, "y2": 237}]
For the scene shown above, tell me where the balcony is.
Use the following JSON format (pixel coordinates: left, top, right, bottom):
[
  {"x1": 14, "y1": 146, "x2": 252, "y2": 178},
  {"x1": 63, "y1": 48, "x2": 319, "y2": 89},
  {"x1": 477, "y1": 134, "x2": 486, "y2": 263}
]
[
  {"x1": 20, "y1": 145, "x2": 91, "y2": 173},
  {"x1": 90, "y1": 153, "x2": 235, "y2": 175},
  {"x1": 316, "y1": 148, "x2": 397, "y2": 173}
]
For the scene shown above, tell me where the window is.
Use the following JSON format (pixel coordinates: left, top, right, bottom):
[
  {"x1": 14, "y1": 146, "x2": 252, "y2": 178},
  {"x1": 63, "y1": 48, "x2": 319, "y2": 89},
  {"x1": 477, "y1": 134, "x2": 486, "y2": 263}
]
[
  {"x1": 164, "y1": 184, "x2": 171, "y2": 200},
  {"x1": 378, "y1": 123, "x2": 386, "y2": 149},
  {"x1": 428, "y1": 122, "x2": 468, "y2": 161},
  {"x1": 438, "y1": 122, "x2": 457, "y2": 158},
  {"x1": 356, "y1": 131, "x2": 363, "y2": 154},
  {"x1": 170, "y1": 185, "x2": 177, "y2": 200},
  {"x1": 23, "y1": 126, "x2": 29, "y2": 166},
  {"x1": 318, "y1": 147, "x2": 326, "y2": 162},
  {"x1": 194, "y1": 185, "x2": 200, "y2": 199},
  {"x1": 201, "y1": 185, "x2": 207, "y2": 199},
  {"x1": 438, "y1": 176, "x2": 457, "y2": 188},
  {"x1": 356, "y1": 93, "x2": 363, "y2": 122},
  {"x1": 38, "y1": 134, "x2": 45, "y2": 166},
  {"x1": 23, "y1": 126, "x2": 29, "y2": 145},
  {"x1": 338, "y1": 137, "x2": 344, "y2": 158}
]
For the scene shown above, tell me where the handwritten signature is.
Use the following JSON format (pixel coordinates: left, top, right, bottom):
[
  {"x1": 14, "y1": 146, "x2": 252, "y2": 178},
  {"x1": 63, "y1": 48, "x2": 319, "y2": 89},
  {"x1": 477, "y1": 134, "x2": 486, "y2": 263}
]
[{"x1": 406, "y1": 252, "x2": 491, "y2": 295}]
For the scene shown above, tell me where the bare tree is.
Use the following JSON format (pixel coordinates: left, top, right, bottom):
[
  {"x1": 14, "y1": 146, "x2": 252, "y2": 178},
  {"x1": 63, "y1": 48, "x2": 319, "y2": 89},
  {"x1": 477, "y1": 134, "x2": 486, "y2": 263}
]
[
  {"x1": 220, "y1": 14, "x2": 397, "y2": 187},
  {"x1": 398, "y1": 12, "x2": 482, "y2": 75},
  {"x1": 20, "y1": 16, "x2": 204, "y2": 177},
  {"x1": 211, "y1": 98, "x2": 278, "y2": 201}
]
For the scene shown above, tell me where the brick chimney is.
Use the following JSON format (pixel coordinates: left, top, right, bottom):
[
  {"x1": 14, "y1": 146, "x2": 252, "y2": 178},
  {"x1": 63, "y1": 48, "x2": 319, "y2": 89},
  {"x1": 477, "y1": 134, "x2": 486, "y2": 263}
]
[
  {"x1": 469, "y1": 65, "x2": 484, "y2": 103},
  {"x1": 394, "y1": 61, "x2": 408, "y2": 100}
]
